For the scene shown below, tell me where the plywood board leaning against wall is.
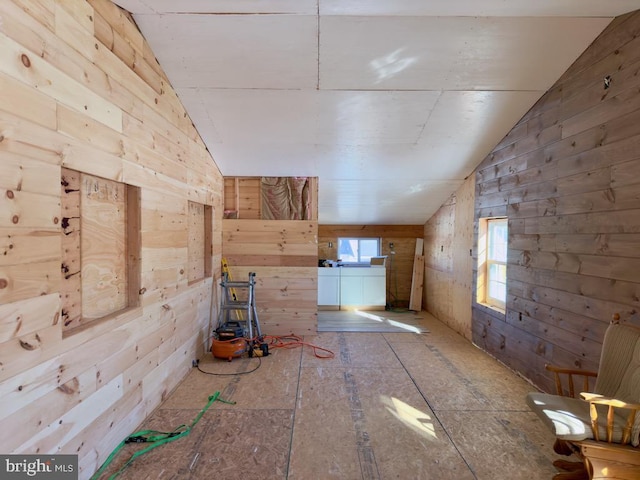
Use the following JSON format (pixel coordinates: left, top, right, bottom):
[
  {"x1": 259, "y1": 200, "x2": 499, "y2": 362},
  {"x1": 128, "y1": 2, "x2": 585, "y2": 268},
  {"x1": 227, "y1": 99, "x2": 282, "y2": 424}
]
[
  {"x1": 409, "y1": 238, "x2": 425, "y2": 312},
  {"x1": 0, "y1": 1, "x2": 223, "y2": 478}
]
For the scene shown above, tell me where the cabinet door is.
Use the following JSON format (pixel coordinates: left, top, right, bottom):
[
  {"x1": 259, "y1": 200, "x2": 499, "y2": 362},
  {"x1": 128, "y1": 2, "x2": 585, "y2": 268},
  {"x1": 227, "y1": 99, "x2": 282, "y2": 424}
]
[
  {"x1": 340, "y1": 275, "x2": 363, "y2": 306},
  {"x1": 318, "y1": 275, "x2": 340, "y2": 305},
  {"x1": 362, "y1": 274, "x2": 386, "y2": 306}
]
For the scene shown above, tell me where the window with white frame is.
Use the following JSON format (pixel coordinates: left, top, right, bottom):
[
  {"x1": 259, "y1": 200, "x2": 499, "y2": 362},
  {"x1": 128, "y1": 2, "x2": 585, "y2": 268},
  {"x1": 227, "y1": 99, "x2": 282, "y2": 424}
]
[
  {"x1": 477, "y1": 217, "x2": 508, "y2": 310},
  {"x1": 338, "y1": 237, "x2": 381, "y2": 264}
]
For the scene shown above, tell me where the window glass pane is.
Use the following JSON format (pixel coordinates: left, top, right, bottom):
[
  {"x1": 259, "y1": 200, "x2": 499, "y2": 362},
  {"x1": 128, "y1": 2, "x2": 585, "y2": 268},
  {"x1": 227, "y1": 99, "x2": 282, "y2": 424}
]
[
  {"x1": 489, "y1": 263, "x2": 506, "y2": 283},
  {"x1": 488, "y1": 220, "x2": 508, "y2": 262},
  {"x1": 359, "y1": 239, "x2": 379, "y2": 262},
  {"x1": 338, "y1": 238, "x2": 357, "y2": 262},
  {"x1": 338, "y1": 237, "x2": 381, "y2": 263},
  {"x1": 489, "y1": 279, "x2": 506, "y2": 303},
  {"x1": 488, "y1": 263, "x2": 506, "y2": 302}
]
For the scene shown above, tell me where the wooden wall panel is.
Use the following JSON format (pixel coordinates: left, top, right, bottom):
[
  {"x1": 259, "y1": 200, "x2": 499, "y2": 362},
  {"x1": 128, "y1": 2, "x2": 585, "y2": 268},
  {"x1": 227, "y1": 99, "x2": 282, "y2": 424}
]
[
  {"x1": 224, "y1": 177, "x2": 261, "y2": 219},
  {"x1": 81, "y1": 173, "x2": 127, "y2": 319},
  {"x1": 424, "y1": 10, "x2": 640, "y2": 394},
  {"x1": 231, "y1": 266, "x2": 318, "y2": 335},
  {"x1": 222, "y1": 219, "x2": 318, "y2": 335},
  {"x1": 188, "y1": 201, "x2": 205, "y2": 282},
  {"x1": 423, "y1": 176, "x2": 475, "y2": 340},
  {"x1": 0, "y1": 2, "x2": 223, "y2": 479}
]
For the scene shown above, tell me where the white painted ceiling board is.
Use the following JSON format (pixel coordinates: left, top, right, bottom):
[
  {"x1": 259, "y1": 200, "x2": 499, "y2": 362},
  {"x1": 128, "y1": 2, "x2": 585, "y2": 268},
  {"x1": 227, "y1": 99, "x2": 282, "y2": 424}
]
[
  {"x1": 177, "y1": 88, "x2": 541, "y2": 180},
  {"x1": 319, "y1": 179, "x2": 463, "y2": 225},
  {"x1": 114, "y1": 1, "x2": 639, "y2": 225},
  {"x1": 319, "y1": 0, "x2": 640, "y2": 17},
  {"x1": 121, "y1": 0, "x2": 317, "y2": 14},
  {"x1": 417, "y1": 91, "x2": 540, "y2": 146},
  {"x1": 319, "y1": 16, "x2": 612, "y2": 90},
  {"x1": 177, "y1": 89, "x2": 442, "y2": 146},
  {"x1": 133, "y1": 14, "x2": 318, "y2": 89}
]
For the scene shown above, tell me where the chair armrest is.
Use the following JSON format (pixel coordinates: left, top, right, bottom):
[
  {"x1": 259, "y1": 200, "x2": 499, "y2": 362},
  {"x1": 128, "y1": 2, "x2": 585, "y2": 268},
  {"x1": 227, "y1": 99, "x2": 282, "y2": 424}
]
[
  {"x1": 545, "y1": 364, "x2": 598, "y2": 397},
  {"x1": 579, "y1": 392, "x2": 640, "y2": 444},
  {"x1": 580, "y1": 393, "x2": 640, "y2": 410}
]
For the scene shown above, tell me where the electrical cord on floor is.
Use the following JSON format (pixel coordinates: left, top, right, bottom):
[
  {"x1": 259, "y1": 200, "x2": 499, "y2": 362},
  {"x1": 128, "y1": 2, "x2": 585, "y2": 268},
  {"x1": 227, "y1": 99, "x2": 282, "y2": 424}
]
[
  {"x1": 262, "y1": 334, "x2": 335, "y2": 359},
  {"x1": 196, "y1": 355, "x2": 262, "y2": 376},
  {"x1": 196, "y1": 334, "x2": 335, "y2": 377}
]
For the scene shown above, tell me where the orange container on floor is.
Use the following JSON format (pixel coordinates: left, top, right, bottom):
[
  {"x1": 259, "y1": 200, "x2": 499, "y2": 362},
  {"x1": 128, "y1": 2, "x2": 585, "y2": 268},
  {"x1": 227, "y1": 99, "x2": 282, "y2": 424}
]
[{"x1": 211, "y1": 338, "x2": 246, "y2": 361}]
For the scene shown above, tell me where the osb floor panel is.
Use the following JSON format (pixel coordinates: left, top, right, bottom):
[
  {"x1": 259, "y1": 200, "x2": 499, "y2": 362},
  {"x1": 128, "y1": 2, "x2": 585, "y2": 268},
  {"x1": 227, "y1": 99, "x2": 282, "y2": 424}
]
[
  {"x1": 317, "y1": 309, "x2": 429, "y2": 333},
  {"x1": 99, "y1": 311, "x2": 561, "y2": 480}
]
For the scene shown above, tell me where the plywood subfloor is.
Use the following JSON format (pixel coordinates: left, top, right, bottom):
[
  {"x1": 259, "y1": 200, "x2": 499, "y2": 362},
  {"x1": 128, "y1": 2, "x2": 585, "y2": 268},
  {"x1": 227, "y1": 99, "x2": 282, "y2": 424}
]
[
  {"x1": 97, "y1": 311, "x2": 561, "y2": 480},
  {"x1": 317, "y1": 308, "x2": 429, "y2": 333}
]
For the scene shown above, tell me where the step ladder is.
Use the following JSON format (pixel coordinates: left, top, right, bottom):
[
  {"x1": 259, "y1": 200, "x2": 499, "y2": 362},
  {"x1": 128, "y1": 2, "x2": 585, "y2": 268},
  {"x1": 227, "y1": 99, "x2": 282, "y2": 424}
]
[{"x1": 216, "y1": 270, "x2": 262, "y2": 340}]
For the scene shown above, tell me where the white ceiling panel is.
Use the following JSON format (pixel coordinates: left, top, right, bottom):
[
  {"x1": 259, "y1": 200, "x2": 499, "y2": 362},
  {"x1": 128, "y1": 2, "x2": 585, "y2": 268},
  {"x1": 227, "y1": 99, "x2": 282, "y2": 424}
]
[
  {"x1": 314, "y1": 90, "x2": 440, "y2": 145},
  {"x1": 133, "y1": 14, "x2": 318, "y2": 89},
  {"x1": 320, "y1": 16, "x2": 612, "y2": 91},
  {"x1": 114, "y1": 0, "x2": 638, "y2": 224},
  {"x1": 319, "y1": 0, "x2": 640, "y2": 17},
  {"x1": 177, "y1": 88, "x2": 442, "y2": 147},
  {"x1": 319, "y1": 179, "x2": 463, "y2": 224},
  {"x1": 417, "y1": 91, "x2": 542, "y2": 147},
  {"x1": 121, "y1": 0, "x2": 317, "y2": 14},
  {"x1": 177, "y1": 88, "x2": 320, "y2": 145}
]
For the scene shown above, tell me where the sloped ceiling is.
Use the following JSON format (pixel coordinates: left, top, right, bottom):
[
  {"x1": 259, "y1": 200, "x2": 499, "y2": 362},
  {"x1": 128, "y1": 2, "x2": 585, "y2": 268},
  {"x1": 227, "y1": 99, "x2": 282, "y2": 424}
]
[{"x1": 114, "y1": 0, "x2": 640, "y2": 224}]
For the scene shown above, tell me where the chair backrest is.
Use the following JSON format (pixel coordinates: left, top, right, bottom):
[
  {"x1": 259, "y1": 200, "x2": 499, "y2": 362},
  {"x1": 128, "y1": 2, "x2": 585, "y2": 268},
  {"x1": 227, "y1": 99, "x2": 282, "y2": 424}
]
[{"x1": 595, "y1": 322, "x2": 640, "y2": 401}]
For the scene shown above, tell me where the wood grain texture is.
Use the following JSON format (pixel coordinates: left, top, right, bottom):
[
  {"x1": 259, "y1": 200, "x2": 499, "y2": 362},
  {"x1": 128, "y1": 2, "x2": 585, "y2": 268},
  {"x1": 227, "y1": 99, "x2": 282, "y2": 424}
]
[
  {"x1": 424, "y1": 177, "x2": 475, "y2": 339},
  {"x1": 424, "y1": 12, "x2": 640, "y2": 394},
  {"x1": 188, "y1": 201, "x2": 205, "y2": 282},
  {"x1": 221, "y1": 219, "x2": 318, "y2": 335},
  {"x1": 0, "y1": 2, "x2": 222, "y2": 478},
  {"x1": 80, "y1": 173, "x2": 127, "y2": 319}
]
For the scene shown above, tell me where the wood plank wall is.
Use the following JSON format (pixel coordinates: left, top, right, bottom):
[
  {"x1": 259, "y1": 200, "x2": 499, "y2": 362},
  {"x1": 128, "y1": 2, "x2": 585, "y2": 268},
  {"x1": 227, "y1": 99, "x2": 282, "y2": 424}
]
[
  {"x1": 319, "y1": 225, "x2": 424, "y2": 308},
  {"x1": 423, "y1": 176, "x2": 475, "y2": 340},
  {"x1": 224, "y1": 177, "x2": 261, "y2": 219},
  {"x1": 424, "y1": 10, "x2": 640, "y2": 393},
  {"x1": 0, "y1": 1, "x2": 223, "y2": 478},
  {"x1": 222, "y1": 219, "x2": 318, "y2": 335},
  {"x1": 220, "y1": 177, "x2": 319, "y2": 335}
]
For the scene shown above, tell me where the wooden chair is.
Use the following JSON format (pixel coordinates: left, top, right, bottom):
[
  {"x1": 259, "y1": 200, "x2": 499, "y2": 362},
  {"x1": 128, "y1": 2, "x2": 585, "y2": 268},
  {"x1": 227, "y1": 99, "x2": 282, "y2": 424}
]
[{"x1": 526, "y1": 315, "x2": 640, "y2": 480}]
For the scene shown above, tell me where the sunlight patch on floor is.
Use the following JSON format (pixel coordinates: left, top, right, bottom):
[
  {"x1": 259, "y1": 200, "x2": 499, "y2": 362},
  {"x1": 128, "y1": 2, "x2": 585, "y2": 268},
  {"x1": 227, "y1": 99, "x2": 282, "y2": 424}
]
[
  {"x1": 381, "y1": 396, "x2": 438, "y2": 441},
  {"x1": 354, "y1": 310, "x2": 423, "y2": 333}
]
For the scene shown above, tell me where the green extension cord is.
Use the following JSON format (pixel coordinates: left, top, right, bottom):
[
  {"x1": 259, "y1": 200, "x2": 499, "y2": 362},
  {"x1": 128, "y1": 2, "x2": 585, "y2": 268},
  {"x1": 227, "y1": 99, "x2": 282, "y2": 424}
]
[{"x1": 91, "y1": 392, "x2": 235, "y2": 480}]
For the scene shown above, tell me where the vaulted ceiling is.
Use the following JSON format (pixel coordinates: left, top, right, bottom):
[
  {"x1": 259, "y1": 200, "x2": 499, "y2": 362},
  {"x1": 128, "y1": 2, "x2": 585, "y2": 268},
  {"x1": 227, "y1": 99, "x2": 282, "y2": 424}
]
[{"x1": 114, "y1": 1, "x2": 640, "y2": 224}]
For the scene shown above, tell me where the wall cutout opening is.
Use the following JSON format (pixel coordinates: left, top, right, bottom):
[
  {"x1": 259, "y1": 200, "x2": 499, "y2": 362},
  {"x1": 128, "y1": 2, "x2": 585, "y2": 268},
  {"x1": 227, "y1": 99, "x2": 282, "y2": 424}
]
[
  {"x1": 61, "y1": 168, "x2": 141, "y2": 332},
  {"x1": 188, "y1": 201, "x2": 213, "y2": 284}
]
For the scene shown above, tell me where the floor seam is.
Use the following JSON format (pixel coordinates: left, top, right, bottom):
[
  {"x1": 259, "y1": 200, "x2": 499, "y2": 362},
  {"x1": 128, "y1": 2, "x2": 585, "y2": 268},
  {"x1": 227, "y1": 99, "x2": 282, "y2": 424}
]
[
  {"x1": 284, "y1": 333, "x2": 305, "y2": 479},
  {"x1": 383, "y1": 334, "x2": 479, "y2": 480}
]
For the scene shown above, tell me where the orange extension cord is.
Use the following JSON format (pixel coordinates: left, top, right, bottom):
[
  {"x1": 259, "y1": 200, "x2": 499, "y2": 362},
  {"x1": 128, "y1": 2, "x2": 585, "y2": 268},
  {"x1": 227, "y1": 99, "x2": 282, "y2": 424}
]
[{"x1": 260, "y1": 334, "x2": 335, "y2": 359}]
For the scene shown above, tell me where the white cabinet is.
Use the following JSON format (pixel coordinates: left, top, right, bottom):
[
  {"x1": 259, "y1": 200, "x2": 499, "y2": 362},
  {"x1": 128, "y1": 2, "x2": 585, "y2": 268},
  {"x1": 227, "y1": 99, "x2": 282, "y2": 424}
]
[
  {"x1": 362, "y1": 272, "x2": 386, "y2": 306},
  {"x1": 317, "y1": 268, "x2": 340, "y2": 306},
  {"x1": 318, "y1": 267, "x2": 386, "y2": 309},
  {"x1": 339, "y1": 269, "x2": 363, "y2": 306}
]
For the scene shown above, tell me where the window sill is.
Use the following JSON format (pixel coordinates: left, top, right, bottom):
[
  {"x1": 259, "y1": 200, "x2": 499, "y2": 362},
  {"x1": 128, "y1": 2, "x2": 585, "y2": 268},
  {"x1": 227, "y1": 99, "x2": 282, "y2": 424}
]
[
  {"x1": 62, "y1": 306, "x2": 142, "y2": 338},
  {"x1": 476, "y1": 301, "x2": 506, "y2": 317}
]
